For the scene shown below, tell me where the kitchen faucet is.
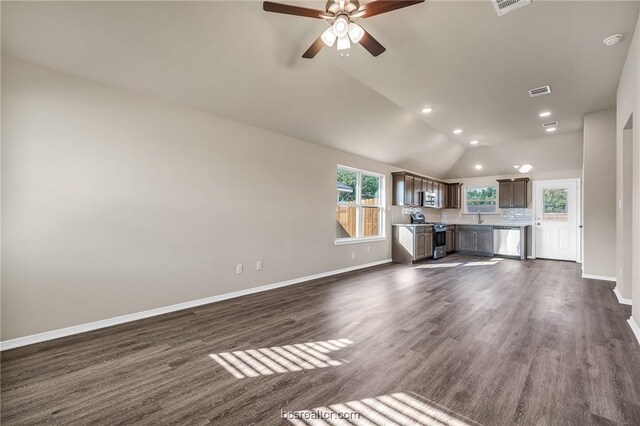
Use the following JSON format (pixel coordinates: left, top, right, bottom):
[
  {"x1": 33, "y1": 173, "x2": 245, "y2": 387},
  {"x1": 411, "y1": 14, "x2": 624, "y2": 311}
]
[{"x1": 477, "y1": 212, "x2": 483, "y2": 224}]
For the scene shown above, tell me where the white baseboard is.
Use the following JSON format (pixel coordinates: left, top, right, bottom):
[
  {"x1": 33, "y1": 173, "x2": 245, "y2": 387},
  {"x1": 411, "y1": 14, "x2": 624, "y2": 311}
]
[
  {"x1": 582, "y1": 273, "x2": 616, "y2": 282},
  {"x1": 0, "y1": 259, "x2": 392, "y2": 351},
  {"x1": 614, "y1": 287, "x2": 633, "y2": 305},
  {"x1": 628, "y1": 317, "x2": 640, "y2": 346},
  {"x1": 527, "y1": 256, "x2": 536, "y2": 260}
]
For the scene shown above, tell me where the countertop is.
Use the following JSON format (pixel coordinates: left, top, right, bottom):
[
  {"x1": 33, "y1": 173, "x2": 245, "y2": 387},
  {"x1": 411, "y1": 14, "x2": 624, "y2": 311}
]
[
  {"x1": 392, "y1": 224, "x2": 434, "y2": 227},
  {"x1": 393, "y1": 223, "x2": 530, "y2": 227},
  {"x1": 445, "y1": 223, "x2": 530, "y2": 228}
]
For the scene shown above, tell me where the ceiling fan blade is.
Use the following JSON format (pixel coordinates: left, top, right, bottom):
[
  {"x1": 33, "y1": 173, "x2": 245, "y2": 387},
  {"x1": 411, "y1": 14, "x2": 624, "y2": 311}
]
[
  {"x1": 263, "y1": 1, "x2": 328, "y2": 19},
  {"x1": 353, "y1": 0, "x2": 424, "y2": 18},
  {"x1": 359, "y1": 29, "x2": 386, "y2": 57},
  {"x1": 302, "y1": 36, "x2": 325, "y2": 59}
]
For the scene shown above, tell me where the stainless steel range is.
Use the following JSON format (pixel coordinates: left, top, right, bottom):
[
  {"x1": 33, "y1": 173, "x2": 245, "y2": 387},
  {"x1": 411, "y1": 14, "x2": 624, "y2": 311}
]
[{"x1": 429, "y1": 223, "x2": 448, "y2": 259}]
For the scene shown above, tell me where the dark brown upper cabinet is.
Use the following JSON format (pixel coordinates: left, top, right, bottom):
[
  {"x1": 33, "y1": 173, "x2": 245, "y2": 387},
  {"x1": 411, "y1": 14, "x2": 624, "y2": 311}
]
[
  {"x1": 403, "y1": 174, "x2": 414, "y2": 206},
  {"x1": 392, "y1": 172, "x2": 461, "y2": 209},
  {"x1": 444, "y1": 183, "x2": 462, "y2": 209},
  {"x1": 497, "y1": 178, "x2": 530, "y2": 208},
  {"x1": 392, "y1": 172, "x2": 417, "y2": 206},
  {"x1": 413, "y1": 177, "x2": 423, "y2": 207},
  {"x1": 435, "y1": 182, "x2": 444, "y2": 208}
]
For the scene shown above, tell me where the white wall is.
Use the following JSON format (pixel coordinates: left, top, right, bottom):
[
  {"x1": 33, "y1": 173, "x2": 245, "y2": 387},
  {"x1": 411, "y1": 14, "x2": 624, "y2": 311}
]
[
  {"x1": 445, "y1": 132, "x2": 584, "y2": 179},
  {"x1": 1, "y1": 57, "x2": 399, "y2": 340},
  {"x1": 616, "y1": 13, "x2": 640, "y2": 326},
  {"x1": 583, "y1": 109, "x2": 617, "y2": 278}
]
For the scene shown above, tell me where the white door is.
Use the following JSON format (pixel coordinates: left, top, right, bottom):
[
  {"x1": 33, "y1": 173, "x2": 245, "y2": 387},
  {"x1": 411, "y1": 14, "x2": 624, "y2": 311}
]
[{"x1": 534, "y1": 179, "x2": 580, "y2": 261}]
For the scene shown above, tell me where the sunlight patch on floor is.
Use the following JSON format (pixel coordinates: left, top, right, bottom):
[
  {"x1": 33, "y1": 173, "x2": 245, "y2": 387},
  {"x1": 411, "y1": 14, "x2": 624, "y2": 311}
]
[
  {"x1": 462, "y1": 261, "x2": 499, "y2": 266},
  {"x1": 287, "y1": 392, "x2": 477, "y2": 426},
  {"x1": 209, "y1": 339, "x2": 353, "y2": 379},
  {"x1": 414, "y1": 257, "x2": 506, "y2": 269},
  {"x1": 414, "y1": 263, "x2": 463, "y2": 269}
]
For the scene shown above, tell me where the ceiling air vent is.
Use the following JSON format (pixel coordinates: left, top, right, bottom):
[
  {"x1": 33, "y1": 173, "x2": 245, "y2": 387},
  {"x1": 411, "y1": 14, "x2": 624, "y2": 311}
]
[
  {"x1": 492, "y1": 0, "x2": 531, "y2": 17},
  {"x1": 528, "y1": 85, "x2": 551, "y2": 98},
  {"x1": 542, "y1": 121, "x2": 558, "y2": 128}
]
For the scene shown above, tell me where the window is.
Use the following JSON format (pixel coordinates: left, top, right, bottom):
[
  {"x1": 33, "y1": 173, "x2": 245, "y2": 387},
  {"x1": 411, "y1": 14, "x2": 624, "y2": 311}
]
[
  {"x1": 543, "y1": 188, "x2": 568, "y2": 221},
  {"x1": 464, "y1": 185, "x2": 498, "y2": 214},
  {"x1": 336, "y1": 166, "x2": 385, "y2": 243}
]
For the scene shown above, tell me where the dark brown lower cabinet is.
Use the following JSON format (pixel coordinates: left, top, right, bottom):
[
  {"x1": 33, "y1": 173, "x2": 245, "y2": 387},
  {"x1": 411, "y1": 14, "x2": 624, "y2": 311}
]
[
  {"x1": 446, "y1": 226, "x2": 456, "y2": 252},
  {"x1": 392, "y1": 226, "x2": 433, "y2": 264},
  {"x1": 456, "y1": 225, "x2": 493, "y2": 256}
]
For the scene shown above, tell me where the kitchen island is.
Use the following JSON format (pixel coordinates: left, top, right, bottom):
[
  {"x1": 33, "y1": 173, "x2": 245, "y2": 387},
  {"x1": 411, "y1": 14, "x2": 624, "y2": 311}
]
[{"x1": 391, "y1": 224, "x2": 433, "y2": 264}]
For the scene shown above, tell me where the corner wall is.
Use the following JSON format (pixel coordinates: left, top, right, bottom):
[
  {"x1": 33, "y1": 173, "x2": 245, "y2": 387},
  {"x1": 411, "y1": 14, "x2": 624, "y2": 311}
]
[
  {"x1": 616, "y1": 13, "x2": 640, "y2": 325},
  {"x1": 1, "y1": 57, "x2": 397, "y2": 341},
  {"x1": 583, "y1": 109, "x2": 617, "y2": 279}
]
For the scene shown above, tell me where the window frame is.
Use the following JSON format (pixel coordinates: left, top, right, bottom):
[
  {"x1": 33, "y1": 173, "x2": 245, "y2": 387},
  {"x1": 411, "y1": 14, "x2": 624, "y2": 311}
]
[
  {"x1": 463, "y1": 184, "x2": 500, "y2": 215},
  {"x1": 335, "y1": 165, "x2": 386, "y2": 245}
]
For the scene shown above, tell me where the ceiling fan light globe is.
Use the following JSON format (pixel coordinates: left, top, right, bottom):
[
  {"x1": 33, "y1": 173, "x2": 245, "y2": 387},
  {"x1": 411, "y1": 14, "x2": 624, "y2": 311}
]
[
  {"x1": 333, "y1": 16, "x2": 349, "y2": 37},
  {"x1": 347, "y1": 23, "x2": 364, "y2": 43},
  {"x1": 321, "y1": 26, "x2": 337, "y2": 47},
  {"x1": 337, "y1": 35, "x2": 351, "y2": 50}
]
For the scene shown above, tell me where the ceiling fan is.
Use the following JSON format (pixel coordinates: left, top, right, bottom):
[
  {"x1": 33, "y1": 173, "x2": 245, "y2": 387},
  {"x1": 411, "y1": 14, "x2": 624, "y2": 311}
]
[{"x1": 263, "y1": 0, "x2": 425, "y2": 58}]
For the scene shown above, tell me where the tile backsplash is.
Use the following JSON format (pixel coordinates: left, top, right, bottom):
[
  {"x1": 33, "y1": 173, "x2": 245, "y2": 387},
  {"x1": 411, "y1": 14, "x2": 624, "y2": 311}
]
[
  {"x1": 391, "y1": 206, "x2": 442, "y2": 224},
  {"x1": 441, "y1": 208, "x2": 532, "y2": 225},
  {"x1": 391, "y1": 206, "x2": 533, "y2": 225},
  {"x1": 502, "y1": 208, "x2": 533, "y2": 224}
]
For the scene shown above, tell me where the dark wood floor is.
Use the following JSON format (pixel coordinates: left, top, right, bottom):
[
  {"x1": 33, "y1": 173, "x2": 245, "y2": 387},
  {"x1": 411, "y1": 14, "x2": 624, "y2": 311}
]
[{"x1": 2, "y1": 254, "x2": 640, "y2": 425}]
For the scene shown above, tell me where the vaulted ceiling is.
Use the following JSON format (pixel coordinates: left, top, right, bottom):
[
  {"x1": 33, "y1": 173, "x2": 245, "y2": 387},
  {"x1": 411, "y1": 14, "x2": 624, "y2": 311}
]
[{"x1": 2, "y1": 1, "x2": 638, "y2": 177}]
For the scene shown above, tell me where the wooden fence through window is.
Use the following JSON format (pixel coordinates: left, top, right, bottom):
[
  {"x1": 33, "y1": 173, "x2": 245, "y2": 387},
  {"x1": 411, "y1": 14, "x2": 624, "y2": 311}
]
[{"x1": 336, "y1": 199, "x2": 380, "y2": 238}]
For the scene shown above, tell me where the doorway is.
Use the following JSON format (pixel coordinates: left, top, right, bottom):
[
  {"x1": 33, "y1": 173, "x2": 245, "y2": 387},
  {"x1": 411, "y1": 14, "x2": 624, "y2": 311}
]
[
  {"x1": 533, "y1": 179, "x2": 580, "y2": 261},
  {"x1": 620, "y1": 115, "x2": 634, "y2": 301}
]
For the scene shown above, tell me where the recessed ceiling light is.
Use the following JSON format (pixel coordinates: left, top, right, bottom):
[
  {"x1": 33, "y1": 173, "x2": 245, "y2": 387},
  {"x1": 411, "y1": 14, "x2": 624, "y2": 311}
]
[
  {"x1": 603, "y1": 34, "x2": 623, "y2": 47},
  {"x1": 546, "y1": 127, "x2": 557, "y2": 132},
  {"x1": 519, "y1": 164, "x2": 533, "y2": 173},
  {"x1": 421, "y1": 107, "x2": 433, "y2": 114},
  {"x1": 539, "y1": 111, "x2": 551, "y2": 118},
  {"x1": 470, "y1": 140, "x2": 479, "y2": 145},
  {"x1": 454, "y1": 129, "x2": 463, "y2": 134},
  {"x1": 514, "y1": 165, "x2": 520, "y2": 169},
  {"x1": 474, "y1": 164, "x2": 483, "y2": 170}
]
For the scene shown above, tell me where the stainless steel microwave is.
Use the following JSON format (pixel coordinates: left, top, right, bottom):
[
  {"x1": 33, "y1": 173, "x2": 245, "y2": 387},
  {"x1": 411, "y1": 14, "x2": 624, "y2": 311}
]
[{"x1": 421, "y1": 191, "x2": 436, "y2": 207}]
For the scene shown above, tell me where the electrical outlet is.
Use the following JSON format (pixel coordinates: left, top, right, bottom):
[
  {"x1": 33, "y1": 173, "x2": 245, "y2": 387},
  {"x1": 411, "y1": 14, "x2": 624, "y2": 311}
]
[
  {"x1": 367, "y1": 246, "x2": 371, "y2": 253},
  {"x1": 236, "y1": 264, "x2": 243, "y2": 274},
  {"x1": 256, "y1": 261, "x2": 263, "y2": 271},
  {"x1": 351, "y1": 252, "x2": 357, "y2": 260}
]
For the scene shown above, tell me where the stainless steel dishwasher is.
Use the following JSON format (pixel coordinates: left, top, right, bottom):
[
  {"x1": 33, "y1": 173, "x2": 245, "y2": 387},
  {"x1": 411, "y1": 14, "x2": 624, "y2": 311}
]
[{"x1": 493, "y1": 226, "x2": 526, "y2": 259}]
